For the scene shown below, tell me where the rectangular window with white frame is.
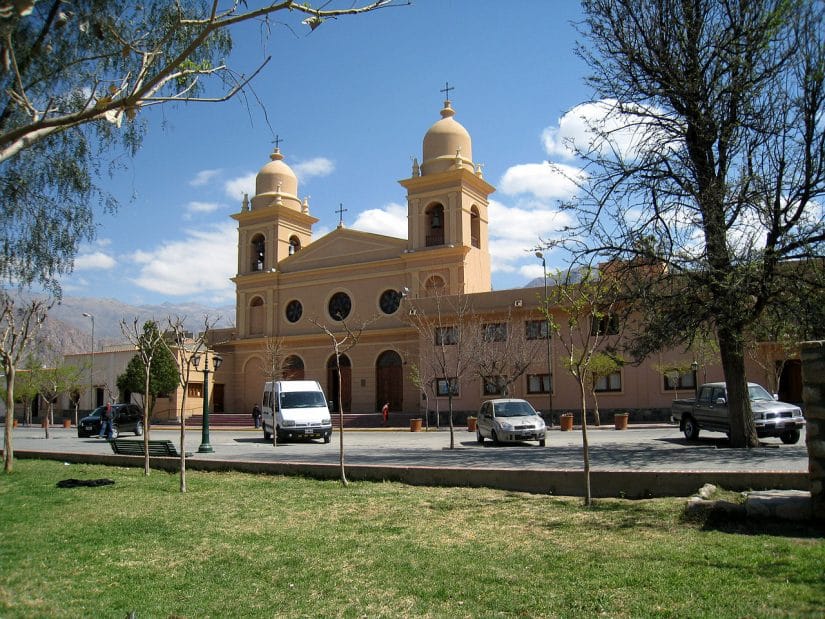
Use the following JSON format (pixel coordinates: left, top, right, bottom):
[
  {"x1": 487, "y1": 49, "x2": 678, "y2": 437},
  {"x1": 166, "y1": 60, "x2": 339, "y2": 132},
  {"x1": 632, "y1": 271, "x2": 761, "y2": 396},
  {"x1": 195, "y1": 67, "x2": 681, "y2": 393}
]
[
  {"x1": 525, "y1": 319, "x2": 549, "y2": 340},
  {"x1": 436, "y1": 378, "x2": 459, "y2": 397},
  {"x1": 595, "y1": 371, "x2": 622, "y2": 392},
  {"x1": 482, "y1": 376, "x2": 506, "y2": 396},
  {"x1": 435, "y1": 326, "x2": 458, "y2": 345},
  {"x1": 527, "y1": 373, "x2": 551, "y2": 394},
  {"x1": 663, "y1": 371, "x2": 696, "y2": 391},
  {"x1": 482, "y1": 322, "x2": 507, "y2": 342}
]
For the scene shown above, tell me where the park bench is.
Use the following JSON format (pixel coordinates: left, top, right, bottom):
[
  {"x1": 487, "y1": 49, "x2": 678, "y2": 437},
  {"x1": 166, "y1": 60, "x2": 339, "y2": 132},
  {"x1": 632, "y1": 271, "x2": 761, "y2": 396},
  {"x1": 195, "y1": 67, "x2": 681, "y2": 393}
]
[{"x1": 109, "y1": 438, "x2": 191, "y2": 457}]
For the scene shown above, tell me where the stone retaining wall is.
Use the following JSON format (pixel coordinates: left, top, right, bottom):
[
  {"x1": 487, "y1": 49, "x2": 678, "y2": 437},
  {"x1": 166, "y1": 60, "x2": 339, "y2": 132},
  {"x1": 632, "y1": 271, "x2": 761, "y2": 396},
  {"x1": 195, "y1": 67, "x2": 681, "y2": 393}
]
[{"x1": 800, "y1": 340, "x2": 825, "y2": 521}]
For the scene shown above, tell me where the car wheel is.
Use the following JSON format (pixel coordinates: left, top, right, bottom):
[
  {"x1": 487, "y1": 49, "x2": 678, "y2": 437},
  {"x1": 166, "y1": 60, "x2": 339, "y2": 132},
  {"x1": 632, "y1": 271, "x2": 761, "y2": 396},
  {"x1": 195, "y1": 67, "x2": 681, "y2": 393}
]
[
  {"x1": 683, "y1": 416, "x2": 700, "y2": 441},
  {"x1": 538, "y1": 438, "x2": 546, "y2": 447},
  {"x1": 780, "y1": 429, "x2": 800, "y2": 445},
  {"x1": 324, "y1": 433, "x2": 331, "y2": 444},
  {"x1": 134, "y1": 422, "x2": 143, "y2": 436},
  {"x1": 110, "y1": 427, "x2": 119, "y2": 440},
  {"x1": 491, "y1": 429, "x2": 500, "y2": 445},
  {"x1": 476, "y1": 428, "x2": 484, "y2": 444},
  {"x1": 263, "y1": 424, "x2": 271, "y2": 440}
]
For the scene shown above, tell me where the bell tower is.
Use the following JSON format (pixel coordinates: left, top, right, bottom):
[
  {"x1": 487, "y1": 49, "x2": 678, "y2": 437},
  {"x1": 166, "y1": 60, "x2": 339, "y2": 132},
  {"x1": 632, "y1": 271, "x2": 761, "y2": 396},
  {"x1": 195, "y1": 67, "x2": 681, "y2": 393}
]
[{"x1": 399, "y1": 95, "x2": 494, "y2": 296}]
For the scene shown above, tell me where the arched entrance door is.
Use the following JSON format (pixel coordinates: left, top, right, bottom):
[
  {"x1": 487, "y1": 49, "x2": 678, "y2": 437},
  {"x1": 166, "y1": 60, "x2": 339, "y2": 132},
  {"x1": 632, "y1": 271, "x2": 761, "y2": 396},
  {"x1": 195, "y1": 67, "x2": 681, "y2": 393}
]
[
  {"x1": 376, "y1": 350, "x2": 403, "y2": 412},
  {"x1": 327, "y1": 354, "x2": 351, "y2": 412}
]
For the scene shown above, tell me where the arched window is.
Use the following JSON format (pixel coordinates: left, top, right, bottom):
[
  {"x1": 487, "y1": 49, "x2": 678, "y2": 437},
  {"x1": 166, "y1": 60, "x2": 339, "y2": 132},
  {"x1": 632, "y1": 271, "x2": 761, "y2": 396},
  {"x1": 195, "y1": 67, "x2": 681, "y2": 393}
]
[
  {"x1": 289, "y1": 236, "x2": 301, "y2": 255},
  {"x1": 425, "y1": 203, "x2": 445, "y2": 247},
  {"x1": 282, "y1": 355, "x2": 305, "y2": 380},
  {"x1": 470, "y1": 206, "x2": 481, "y2": 249},
  {"x1": 249, "y1": 296, "x2": 265, "y2": 336},
  {"x1": 251, "y1": 234, "x2": 265, "y2": 271}
]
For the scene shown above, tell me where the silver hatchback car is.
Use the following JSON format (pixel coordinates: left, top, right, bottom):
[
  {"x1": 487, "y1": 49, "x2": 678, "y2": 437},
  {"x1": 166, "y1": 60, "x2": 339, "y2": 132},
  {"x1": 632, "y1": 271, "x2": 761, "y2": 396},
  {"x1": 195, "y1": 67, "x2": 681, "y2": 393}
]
[{"x1": 476, "y1": 398, "x2": 546, "y2": 446}]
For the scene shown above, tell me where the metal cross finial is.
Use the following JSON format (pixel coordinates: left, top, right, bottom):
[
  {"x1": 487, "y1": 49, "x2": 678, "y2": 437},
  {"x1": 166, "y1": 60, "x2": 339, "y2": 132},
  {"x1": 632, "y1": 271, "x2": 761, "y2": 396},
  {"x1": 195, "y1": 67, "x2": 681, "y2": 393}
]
[
  {"x1": 272, "y1": 134, "x2": 283, "y2": 150},
  {"x1": 336, "y1": 203, "x2": 348, "y2": 225},
  {"x1": 440, "y1": 81, "x2": 453, "y2": 100}
]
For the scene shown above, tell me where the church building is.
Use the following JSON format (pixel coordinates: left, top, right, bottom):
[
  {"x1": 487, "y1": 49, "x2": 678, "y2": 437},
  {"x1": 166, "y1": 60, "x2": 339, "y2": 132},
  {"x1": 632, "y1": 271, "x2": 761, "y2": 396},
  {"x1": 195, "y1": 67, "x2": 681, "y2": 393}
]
[{"x1": 210, "y1": 98, "x2": 733, "y2": 422}]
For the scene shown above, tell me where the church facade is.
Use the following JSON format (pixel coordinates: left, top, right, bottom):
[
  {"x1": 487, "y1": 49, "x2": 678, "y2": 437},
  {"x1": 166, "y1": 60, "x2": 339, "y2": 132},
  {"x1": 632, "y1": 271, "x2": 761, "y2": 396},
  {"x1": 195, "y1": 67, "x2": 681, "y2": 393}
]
[{"x1": 210, "y1": 98, "x2": 784, "y2": 422}]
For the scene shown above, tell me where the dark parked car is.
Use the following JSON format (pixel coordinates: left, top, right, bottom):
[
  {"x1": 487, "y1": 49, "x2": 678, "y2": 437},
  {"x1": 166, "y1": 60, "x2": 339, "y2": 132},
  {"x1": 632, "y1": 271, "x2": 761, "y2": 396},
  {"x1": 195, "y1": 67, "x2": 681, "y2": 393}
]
[{"x1": 77, "y1": 403, "x2": 144, "y2": 438}]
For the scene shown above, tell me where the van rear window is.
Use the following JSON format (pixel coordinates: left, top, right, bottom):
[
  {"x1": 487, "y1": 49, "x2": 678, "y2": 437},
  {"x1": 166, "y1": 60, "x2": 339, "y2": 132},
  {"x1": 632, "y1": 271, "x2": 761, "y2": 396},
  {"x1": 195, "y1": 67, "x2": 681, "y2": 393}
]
[{"x1": 280, "y1": 391, "x2": 327, "y2": 408}]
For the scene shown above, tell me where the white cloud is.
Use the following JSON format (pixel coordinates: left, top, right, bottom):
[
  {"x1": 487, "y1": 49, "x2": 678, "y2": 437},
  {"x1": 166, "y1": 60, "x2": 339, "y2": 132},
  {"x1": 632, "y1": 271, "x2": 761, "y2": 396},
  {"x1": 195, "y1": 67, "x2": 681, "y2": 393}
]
[
  {"x1": 186, "y1": 201, "x2": 221, "y2": 214},
  {"x1": 351, "y1": 202, "x2": 407, "y2": 238},
  {"x1": 73, "y1": 251, "x2": 116, "y2": 271},
  {"x1": 542, "y1": 99, "x2": 674, "y2": 162},
  {"x1": 129, "y1": 223, "x2": 237, "y2": 302},
  {"x1": 499, "y1": 161, "x2": 585, "y2": 199},
  {"x1": 189, "y1": 169, "x2": 222, "y2": 187},
  {"x1": 487, "y1": 199, "x2": 574, "y2": 275},
  {"x1": 293, "y1": 157, "x2": 334, "y2": 181},
  {"x1": 224, "y1": 172, "x2": 256, "y2": 202}
]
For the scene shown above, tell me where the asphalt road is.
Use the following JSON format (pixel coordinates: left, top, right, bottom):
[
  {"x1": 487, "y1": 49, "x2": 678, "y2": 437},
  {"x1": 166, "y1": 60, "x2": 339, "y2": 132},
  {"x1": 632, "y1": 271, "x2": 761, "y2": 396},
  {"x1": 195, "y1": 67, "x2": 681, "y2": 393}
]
[{"x1": 8, "y1": 423, "x2": 808, "y2": 472}]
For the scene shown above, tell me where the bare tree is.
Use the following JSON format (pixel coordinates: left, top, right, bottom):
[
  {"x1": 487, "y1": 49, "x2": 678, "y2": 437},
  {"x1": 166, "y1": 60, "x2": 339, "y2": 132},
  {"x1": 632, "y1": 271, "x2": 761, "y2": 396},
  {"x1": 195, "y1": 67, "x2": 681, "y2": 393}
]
[
  {"x1": 120, "y1": 318, "x2": 167, "y2": 476},
  {"x1": 35, "y1": 364, "x2": 82, "y2": 438},
  {"x1": 556, "y1": 0, "x2": 825, "y2": 448},
  {"x1": 261, "y1": 335, "x2": 288, "y2": 382},
  {"x1": 1, "y1": 290, "x2": 50, "y2": 473},
  {"x1": 405, "y1": 291, "x2": 478, "y2": 449},
  {"x1": 311, "y1": 316, "x2": 375, "y2": 486},
  {"x1": 163, "y1": 315, "x2": 215, "y2": 493},
  {"x1": 473, "y1": 310, "x2": 543, "y2": 399},
  {"x1": 546, "y1": 265, "x2": 625, "y2": 506}
]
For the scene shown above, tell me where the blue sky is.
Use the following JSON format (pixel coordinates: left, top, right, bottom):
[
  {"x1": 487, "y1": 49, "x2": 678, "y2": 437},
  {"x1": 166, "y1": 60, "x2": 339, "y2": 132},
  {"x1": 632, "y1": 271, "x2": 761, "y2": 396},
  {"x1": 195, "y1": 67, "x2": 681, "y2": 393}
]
[{"x1": 60, "y1": 0, "x2": 594, "y2": 307}]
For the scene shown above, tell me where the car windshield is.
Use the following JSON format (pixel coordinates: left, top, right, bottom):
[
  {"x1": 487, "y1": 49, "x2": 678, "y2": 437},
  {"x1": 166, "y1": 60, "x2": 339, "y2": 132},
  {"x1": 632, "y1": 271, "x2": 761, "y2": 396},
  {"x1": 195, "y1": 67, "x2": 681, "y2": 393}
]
[
  {"x1": 492, "y1": 402, "x2": 536, "y2": 417},
  {"x1": 748, "y1": 385, "x2": 774, "y2": 402},
  {"x1": 280, "y1": 391, "x2": 327, "y2": 408},
  {"x1": 89, "y1": 407, "x2": 104, "y2": 418}
]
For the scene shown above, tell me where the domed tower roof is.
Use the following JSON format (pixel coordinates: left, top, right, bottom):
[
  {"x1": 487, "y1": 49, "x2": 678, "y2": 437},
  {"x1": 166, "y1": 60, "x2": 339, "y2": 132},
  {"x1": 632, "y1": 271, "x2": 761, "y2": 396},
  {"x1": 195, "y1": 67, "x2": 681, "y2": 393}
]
[
  {"x1": 255, "y1": 147, "x2": 299, "y2": 198},
  {"x1": 421, "y1": 100, "x2": 473, "y2": 176}
]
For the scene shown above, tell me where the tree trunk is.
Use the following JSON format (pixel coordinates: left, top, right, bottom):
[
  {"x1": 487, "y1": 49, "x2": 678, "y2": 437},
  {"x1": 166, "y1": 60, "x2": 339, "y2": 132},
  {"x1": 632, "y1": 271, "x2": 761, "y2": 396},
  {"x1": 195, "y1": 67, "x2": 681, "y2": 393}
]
[
  {"x1": 578, "y1": 379, "x2": 592, "y2": 506},
  {"x1": 3, "y1": 365, "x2": 14, "y2": 473},
  {"x1": 447, "y1": 394, "x2": 455, "y2": 449},
  {"x1": 718, "y1": 326, "x2": 759, "y2": 448},
  {"x1": 180, "y1": 412, "x2": 187, "y2": 493}
]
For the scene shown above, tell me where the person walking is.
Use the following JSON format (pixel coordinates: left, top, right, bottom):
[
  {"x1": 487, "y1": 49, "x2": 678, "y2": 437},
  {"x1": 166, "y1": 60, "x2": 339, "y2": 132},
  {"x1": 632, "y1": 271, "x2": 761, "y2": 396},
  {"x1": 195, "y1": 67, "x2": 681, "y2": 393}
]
[
  {"x1": 98, "y1": 401, "x2": 113, "y2": 439},
  {"x1": 252, "y1": 403, "x2": 262, "y2": 429},
  {"x1": 381, "y1": 402, "x2": 390, "y2": 426}
]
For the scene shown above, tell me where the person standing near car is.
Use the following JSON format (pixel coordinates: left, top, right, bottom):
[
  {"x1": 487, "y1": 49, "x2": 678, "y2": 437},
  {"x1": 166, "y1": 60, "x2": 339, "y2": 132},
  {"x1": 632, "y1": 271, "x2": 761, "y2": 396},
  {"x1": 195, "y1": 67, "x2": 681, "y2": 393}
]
[
  {"x1": 252, "y1": 403, "x2": 262, "y2": 429},
  {"x1": 98, "y1": 401, "x2": 113, "y2": 439}
]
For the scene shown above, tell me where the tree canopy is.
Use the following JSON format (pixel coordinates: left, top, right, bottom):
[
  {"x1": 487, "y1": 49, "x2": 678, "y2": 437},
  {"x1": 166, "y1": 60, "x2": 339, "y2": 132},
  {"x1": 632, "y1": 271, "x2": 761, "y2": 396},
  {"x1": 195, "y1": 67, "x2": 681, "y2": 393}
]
[
  {"x1": 0, "y1": 0, "x2": 401, "y2": 295},
  {"x1": 551, "y1": 0, "x2": 825, "y2": 447}
]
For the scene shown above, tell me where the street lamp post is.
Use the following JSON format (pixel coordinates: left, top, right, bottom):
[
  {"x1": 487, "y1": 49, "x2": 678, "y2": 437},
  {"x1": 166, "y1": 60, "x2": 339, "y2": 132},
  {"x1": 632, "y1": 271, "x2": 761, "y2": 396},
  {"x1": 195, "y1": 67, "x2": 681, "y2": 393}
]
[
  {"x1": 193, "y1": 352, "x2": 223, "y2": 454},
  {"x1": 535, "y1": 251, "x2": 553, "y2": 419},
  {"x1": 691, "y1": 361, "x2": 699, "y2": 400},
  {"x1": 82, "y1": 313, "x2": 95, "y2": 411}
]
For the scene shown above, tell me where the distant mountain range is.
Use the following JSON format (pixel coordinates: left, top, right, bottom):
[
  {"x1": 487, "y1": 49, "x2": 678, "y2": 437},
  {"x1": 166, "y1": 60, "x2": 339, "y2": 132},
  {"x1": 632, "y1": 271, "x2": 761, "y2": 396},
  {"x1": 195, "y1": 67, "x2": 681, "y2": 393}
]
[{"x1": 13, "y1": 292, "x2": 235, "y2": 359}]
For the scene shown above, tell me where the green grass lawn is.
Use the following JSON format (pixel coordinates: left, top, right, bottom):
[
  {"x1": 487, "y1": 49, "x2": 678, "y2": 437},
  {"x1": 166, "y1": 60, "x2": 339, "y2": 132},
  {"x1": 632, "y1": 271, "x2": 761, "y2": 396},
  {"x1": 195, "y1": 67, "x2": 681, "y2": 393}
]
[{"x1": 1, "y1": 460, "x2": 823, "y2": 618}]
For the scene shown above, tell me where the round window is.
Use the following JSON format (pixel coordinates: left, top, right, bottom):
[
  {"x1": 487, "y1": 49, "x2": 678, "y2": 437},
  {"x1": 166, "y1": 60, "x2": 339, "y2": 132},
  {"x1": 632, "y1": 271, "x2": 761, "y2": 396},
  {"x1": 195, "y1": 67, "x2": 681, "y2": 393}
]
[
  {"x1": 328, "y1": 292, "x2": 352, "y2": 321},
  {"x1": 285, "y1": 299, "x2": 303, "y2": 323},
  {"x1": 379, "y1": 289, "x2": 401, "y2": 315}
]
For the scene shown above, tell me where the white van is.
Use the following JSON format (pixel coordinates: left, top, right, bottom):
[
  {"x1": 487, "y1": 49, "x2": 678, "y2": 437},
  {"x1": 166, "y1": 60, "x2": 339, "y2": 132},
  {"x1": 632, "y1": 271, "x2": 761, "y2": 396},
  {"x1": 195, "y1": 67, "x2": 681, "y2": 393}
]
[{"x1": 261, "y1": 380, "x2": 333, "y2": 443}]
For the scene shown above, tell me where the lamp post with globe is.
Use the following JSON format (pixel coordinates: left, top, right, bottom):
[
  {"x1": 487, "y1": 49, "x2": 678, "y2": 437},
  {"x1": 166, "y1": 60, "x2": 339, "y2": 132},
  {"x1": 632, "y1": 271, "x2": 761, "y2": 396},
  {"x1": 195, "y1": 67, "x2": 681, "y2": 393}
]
[{"x1": 193, "y1": 352, "x2": 223, "y2": 453}]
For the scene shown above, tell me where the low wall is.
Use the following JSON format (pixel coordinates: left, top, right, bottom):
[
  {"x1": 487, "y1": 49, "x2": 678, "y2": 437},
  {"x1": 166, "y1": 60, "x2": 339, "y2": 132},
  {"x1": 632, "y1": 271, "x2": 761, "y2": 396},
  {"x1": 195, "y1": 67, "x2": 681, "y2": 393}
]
[
  {"x1": 10, "y1": 450, "x2": 808, "y2": 499},
  {"x1": 801, "y1": 341, "x2": 825, "y2": 521}
]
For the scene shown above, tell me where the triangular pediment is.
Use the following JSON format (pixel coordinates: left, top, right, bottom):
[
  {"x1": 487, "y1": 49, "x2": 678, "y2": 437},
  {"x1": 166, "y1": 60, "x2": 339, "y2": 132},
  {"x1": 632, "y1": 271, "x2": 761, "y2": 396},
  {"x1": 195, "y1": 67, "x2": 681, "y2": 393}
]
[{"x1": 278, "y1": 227, "x2": 406, "y2": 273}]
